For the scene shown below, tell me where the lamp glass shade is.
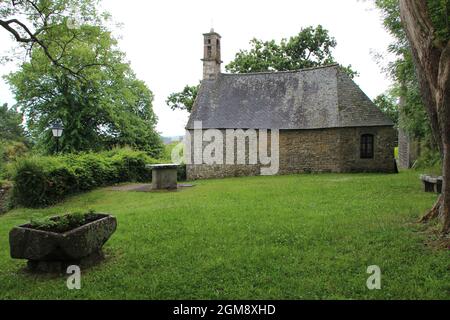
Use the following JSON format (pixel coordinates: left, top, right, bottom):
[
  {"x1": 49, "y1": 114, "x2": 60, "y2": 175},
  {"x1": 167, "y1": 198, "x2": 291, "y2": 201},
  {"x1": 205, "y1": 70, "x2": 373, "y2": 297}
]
[{"x1": 51, "y1": 127, "x2": 63, "y2": 137}]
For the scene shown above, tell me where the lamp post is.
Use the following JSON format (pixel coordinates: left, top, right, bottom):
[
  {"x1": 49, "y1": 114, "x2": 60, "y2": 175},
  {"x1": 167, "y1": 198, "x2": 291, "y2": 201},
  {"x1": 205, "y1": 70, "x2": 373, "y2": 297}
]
[{"x1": 51, "y1": 121, "x2": 64, "y2": 154}]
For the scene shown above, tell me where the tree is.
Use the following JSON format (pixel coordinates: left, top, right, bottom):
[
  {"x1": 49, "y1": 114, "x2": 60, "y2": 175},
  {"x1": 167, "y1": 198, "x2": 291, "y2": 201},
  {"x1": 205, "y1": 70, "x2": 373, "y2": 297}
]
[
  {"x1": 226, "y1": 25, "x2": 357, "y2": 77},
  {"x1": 0, "y1": 0, "x2": 102, "y2": 77},
  {"x1": 168, "y1": 25, "x2": 357, "y2": 112},
  {"x1": 373, "y1": 92, "x2": 399, "y2": 126},
  {"x1": 398, "y1": 0, "x2": 450, "y2": 233},
  {"x1": 0, "y1": 103, "x2": 29, "y2": 179},
  {"x1": 375, "y1": 0, "x2": 436, "y2": 150},
  {"x1": 0, "y1": 103, "x2": 26, "y2": 142},
  {"x1": 5, "y1": 6, "x2": 162, "y2": 157},
  {"x1": 166, "y1": 84, "x2": 199, "y2": 113}
]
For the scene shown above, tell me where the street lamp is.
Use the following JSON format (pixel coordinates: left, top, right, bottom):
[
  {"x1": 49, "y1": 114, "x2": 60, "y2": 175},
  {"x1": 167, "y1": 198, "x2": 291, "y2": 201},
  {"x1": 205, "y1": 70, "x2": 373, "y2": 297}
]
[{"x1": 51, "y1": 121, "x2": 64, "y2": 154}]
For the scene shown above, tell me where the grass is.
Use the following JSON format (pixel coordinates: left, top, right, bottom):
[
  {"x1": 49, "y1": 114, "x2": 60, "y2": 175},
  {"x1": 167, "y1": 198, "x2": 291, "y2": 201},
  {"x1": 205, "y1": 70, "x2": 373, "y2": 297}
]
[{"x1": 0, "y1": 170, "x2": 449, "y2": 299}]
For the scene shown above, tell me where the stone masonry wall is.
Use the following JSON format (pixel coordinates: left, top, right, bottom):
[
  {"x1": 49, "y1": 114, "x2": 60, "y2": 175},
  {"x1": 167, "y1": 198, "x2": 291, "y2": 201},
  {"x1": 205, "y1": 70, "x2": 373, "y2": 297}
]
[
  {"x1": 186, "y1": 126, "x2": 396, "y2": 180},
  {"x1": 338, "y1": 126, "x2": 397, "y2": 173},
  {"x1": 0, "y1": 183, "x2": 12, "y2": 214}
]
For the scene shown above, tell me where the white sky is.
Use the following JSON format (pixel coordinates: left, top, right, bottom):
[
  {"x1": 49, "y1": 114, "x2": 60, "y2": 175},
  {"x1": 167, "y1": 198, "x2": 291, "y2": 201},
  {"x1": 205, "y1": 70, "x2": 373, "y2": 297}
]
[{"x1": 0, "y1": 0, "x2": 394, "y2": 137}]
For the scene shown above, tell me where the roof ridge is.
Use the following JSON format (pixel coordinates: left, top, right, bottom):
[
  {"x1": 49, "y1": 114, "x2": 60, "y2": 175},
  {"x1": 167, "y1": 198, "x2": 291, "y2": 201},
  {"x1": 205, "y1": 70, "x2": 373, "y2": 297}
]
[{"x1": 220, "y1": 63, "x2": 340, "y2": 76}]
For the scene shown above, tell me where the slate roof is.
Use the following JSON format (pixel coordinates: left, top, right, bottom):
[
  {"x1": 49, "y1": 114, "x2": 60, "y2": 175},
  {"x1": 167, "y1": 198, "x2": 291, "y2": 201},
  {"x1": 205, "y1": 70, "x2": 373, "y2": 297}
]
[{"x1": 186, "y1": 64, "x2": 393, "y2": 130}]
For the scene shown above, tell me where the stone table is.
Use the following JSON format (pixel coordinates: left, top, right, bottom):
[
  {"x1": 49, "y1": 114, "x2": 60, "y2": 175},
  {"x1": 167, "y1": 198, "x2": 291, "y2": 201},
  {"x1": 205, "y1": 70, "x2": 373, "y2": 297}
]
[
  {"x1": 146, "y1": 164, "x2": 179, "y2": 190},
  {"x1": 420, "y1": 174, "x2": 443, "y2": 193}
]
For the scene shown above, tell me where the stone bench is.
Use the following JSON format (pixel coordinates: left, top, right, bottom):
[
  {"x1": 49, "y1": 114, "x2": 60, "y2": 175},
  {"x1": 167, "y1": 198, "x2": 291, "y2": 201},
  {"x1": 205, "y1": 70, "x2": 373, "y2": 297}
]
[
  {"x1": 146, "y1": 164, "x2": 179, "y2": 190},
  {"x1": 420, "y1": 175, "x2": 443, "y2": 193}
]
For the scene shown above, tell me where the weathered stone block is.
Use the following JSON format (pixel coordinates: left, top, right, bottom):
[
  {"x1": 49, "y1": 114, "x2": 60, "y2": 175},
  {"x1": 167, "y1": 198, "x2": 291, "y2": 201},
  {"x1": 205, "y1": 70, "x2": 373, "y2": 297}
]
[
  {"x1": 147, "y1": 164, "x2": 179, "y2": 190},
  {"x1": 9, "y1": 213, "x2": 117, "y2": 262}
]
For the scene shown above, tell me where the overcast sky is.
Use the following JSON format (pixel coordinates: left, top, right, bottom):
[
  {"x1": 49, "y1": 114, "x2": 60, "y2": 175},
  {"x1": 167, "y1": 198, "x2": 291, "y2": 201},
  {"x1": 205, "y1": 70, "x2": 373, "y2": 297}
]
[{"x1": 0, "y1": 0, "x2": 394, "y2": 137}]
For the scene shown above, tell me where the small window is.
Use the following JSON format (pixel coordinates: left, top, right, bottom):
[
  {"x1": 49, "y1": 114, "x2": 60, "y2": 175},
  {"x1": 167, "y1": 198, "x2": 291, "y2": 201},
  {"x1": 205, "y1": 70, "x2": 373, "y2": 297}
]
[
  {"x1": 216, "y1": 39, "x2": 220, "y2": 47},
  {"x1": 361, "y1": 134, "x2": 374, "y2": 159},
  {"x1": 208, "y1": 39, "x2": 211, "y2": 44}
]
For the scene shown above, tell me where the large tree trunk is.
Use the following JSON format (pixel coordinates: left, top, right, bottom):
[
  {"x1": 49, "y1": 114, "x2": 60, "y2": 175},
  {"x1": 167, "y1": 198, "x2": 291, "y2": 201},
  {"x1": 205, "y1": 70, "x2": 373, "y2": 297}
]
[
  {"x1": 399, "y1": 0, "x2": 450, "y2": 234},
  {"x1": 440, "y1": 45, "x2": 450, "y2": 233}
]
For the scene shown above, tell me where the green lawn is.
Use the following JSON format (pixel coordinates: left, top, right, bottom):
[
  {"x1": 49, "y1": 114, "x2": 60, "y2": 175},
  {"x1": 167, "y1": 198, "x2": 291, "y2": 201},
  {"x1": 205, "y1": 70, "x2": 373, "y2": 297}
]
[{"x1": 0, "y1": 171, "x2": 449, "y2": 299}]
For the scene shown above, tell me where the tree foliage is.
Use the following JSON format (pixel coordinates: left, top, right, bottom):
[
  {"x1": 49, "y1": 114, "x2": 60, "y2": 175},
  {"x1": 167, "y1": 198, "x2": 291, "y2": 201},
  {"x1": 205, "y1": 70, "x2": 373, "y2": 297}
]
[
  {"x1": 4, "y1": 1, "x2": 162, "y2": 156},
  {"x1": 168, "y1": 25, "x2": 357, "y2": 113},
  {"x1": 0, "y1": 0, "x2": 103, "y2": 76},
  {"x1": 0, "y1": 103, "x2": 26, "y2": 142},
  {"x1": 373, "y1": 92, "x2": 399, "y2": 127},
  {"x1": 166, "y1": 84, "x2": 199, "y2": 113},
  {"x1": 225, "y1": 25, "x2": 357, "y2": 77},
  {"x1": 0, "y1": 103, "x2": 29, "y2": 179}
]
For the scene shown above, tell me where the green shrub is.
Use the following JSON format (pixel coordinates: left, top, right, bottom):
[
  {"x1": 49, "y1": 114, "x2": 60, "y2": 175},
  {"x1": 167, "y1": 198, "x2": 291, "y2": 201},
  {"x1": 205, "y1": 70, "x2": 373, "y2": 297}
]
[
  {"x1": 414, "y1": 148, "x2": 442, "y2": 176},
  {"x1": 29, "y1": 210, "x2": 99, "y2": 233},
  {"x1": 12, "y1": 157, "x2": 62, "y2": 207},
  {"x1": 12, "y1": 148, "x2": 159, "y2": 208},
  {"x1": 109, "y1": 148, "x2": 158, "y2": 183},
  {"x1": 160, "y1": 142, "x2": 186, "y2": 181},
  {"x1": 0, "y1": 140, "x2": 29, "y2": 180}
]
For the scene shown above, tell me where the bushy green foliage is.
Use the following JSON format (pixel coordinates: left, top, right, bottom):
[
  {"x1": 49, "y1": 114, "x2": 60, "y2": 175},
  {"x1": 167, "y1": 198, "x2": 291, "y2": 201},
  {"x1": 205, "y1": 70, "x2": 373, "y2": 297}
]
[
  {"x1": 0, "y1": 103, "x2": 30, "y2": 180},
  {"x1": 0, "y1": 103, "x2": 27, "y2": 142},
  {"x1": 0, "y1": 140, "x2": 29, "y2": 179},
  {"x1": 12, "y1": 148, "x2": 159, "y2": 207},
  {"x1": 414, "y1": 148, "x2": 442, "y2": 175},
  {"x1": 226, "y1": 26, "x2": 357, "y2": 78},
  {"x1": 3, "y1": 2, "x2": 163, "y2": 157},
  {"x1": 166, "y1": 84, "x2": 199, "y2": 113},
  {"x1": 160, "y1": 142, "x2": 186, "y2": 181},
  {"x1": 29, "y1": 210, "x2": 98, "y2": 233},
  {"x1": 373, "y1": 92, "x2": 399, "y2": 126}
]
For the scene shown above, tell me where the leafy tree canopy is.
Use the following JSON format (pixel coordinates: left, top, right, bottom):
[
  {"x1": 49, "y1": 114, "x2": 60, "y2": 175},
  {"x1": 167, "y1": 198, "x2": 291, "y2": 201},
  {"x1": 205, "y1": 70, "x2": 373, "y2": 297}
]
[
  {"x1": 0, "y1": 103, "x2": 27, "y2": 142},
  {"x1": 166, "y1": 84, "x2": 199, "y2": 113},
  {"x1": 373, "y1": 92, "x2": 399, "y2": 127},
  {"x1": 225, "y1": 25, "x2": 357, "y2": 77},
  {"x1": 4, "y1": 1, "x2": 162, "y2": 157}
]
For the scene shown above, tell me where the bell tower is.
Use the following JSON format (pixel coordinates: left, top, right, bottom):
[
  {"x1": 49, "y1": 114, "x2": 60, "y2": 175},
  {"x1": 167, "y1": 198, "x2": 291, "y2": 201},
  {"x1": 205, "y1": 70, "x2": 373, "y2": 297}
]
[{"x1": 202, "y1": 29, "x2": 222, "y2": 80}]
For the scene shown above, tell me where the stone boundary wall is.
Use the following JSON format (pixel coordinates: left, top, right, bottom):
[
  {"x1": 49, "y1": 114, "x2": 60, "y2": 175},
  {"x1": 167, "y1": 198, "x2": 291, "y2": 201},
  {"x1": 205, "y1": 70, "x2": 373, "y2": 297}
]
[{"x1": 0, "y1": 182, "x2": 13, "y2": 214}]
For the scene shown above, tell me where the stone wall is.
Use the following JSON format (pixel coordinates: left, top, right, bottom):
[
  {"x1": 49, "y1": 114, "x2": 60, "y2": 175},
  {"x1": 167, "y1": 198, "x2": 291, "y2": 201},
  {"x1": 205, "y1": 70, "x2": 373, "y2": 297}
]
[
  {"x1": 186, "y1": 126, "x2": 397, "y2": 180},
  {"x1": 0, "y1": 182, "x2": 12, "y2": 214},
  {"x1": 398, "y1": 128, "x2": 420, "y2": 169},
  {"x1": 338, "y1": 126, "x2": 397, "y2": 173}
]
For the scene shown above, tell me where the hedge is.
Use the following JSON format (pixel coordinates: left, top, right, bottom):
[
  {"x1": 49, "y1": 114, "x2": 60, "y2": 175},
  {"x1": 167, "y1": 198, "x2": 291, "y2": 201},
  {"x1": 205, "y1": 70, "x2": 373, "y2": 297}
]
[{"x1": 12, "y1": 148, "x2": 159, "y2": 208}]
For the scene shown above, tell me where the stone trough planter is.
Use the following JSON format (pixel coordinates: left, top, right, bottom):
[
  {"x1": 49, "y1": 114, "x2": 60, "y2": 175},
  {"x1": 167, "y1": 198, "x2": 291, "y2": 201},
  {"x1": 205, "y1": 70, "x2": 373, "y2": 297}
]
[{"x1": 9, "y1": 213, "x2": 117, "y2": 272}]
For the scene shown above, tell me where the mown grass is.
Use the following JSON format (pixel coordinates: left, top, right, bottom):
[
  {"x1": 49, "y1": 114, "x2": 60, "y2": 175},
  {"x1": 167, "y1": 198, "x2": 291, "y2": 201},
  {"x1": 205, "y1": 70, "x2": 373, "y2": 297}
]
[{"x1": 0, "y1": 171, "x2": 448, "y2": 299}]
